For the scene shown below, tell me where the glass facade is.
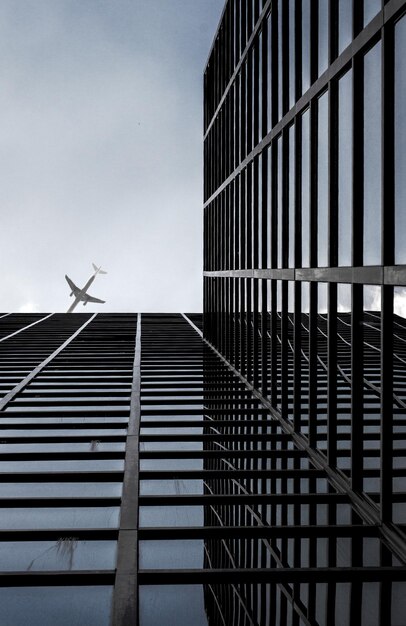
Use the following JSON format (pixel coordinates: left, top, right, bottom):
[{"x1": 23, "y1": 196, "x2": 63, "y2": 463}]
[{"x1": 204, "y1": 1, "x2": 406, "y2": 624}]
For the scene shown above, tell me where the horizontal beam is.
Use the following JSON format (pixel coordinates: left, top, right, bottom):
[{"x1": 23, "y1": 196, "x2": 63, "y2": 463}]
[
  {"x1": 138, "y1": 449, "x2": 306, "y2": 459},
  {"x1": 138, "y1": 493, "x2": 349, "y2": 505},
  {"x1": 0, "y1": 497, "x2": 120, "y2": 507},
  {"x1": 0, "y1": 471, "x2": 124, "y2": 482},
  {"x1": 139, "y1": 567, "x2": 406, "y2": 585},
  {"x1": 0, "y1": 570, "x2": 115, "y2": 586},
  {"x1": 0, "y1": 529, "x2": 118, "y2": 541},
  {"x1": 139, "y1": 468, "x2": 325, "y2": 479},
  {"x1": 138, "y1": 524, "x2": 380, "y2": 540},
  {"x1": 204, "y1": 265, "x2": 406, "y2": 286}
]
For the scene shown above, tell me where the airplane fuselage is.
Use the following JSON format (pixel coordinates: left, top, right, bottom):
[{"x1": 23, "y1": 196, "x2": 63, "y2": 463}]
[{"x1": 66, "y1": 266, "x2": 105, "y2": 313}]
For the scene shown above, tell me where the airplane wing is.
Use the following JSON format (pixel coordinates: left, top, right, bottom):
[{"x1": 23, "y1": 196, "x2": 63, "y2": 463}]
[
  {"x1": 83, "y1": 293, "x2": 105, "y2": 304},
  {"x1": 65, "y1": 275, "x2": 80, "y2": 296}
]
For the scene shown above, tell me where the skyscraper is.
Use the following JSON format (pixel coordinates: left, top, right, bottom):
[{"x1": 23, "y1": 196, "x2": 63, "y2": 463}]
[{"x1": 203, "y1": 0, "x2": 406, "y2": 623}]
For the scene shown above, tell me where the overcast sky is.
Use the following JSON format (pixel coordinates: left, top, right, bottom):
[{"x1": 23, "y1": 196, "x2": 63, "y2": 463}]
[{"x1": 0, "y1": 0, "x2": 224, "y2": 313}]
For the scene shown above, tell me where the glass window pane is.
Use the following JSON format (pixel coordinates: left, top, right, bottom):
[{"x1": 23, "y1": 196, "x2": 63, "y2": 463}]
[
  {"x1": 277, "y1": 136, "x2": 283, "y2": 268},
  {"x1": 337, "y1": 284, "x2": 352, "y2": 471},
  {"x1": 0, "y1": 442, "x2": 125, "y2": 453},
  {"x1": 139, "y1": 506, "x2": 204, "y2": 527},
  {"x1": 338, "y1": 0, "x2": 353, "y2": 54},
  {"x1": 0, "y1": 508, "x2": 120, "y2": 529},
  {"x1": 318, "y1": 0, "x2": 329, "y2": 76},
  {"x1": 140, "y1": 459, "x2": 203, "y2": 470},
  {"x1": 267, "y1": 145, "x2": 272, "y2": 267},
  {"x1": 267, "y1": 15, "x2": 272, "y2": 132},
  {"x1": 364, "y1": 0, "x2": 381, "y2": 27},
  {"x1": 289, "y1": 0, "x2": 296, "y2": 108},
  {"x1": 0, "y1": 540, "x2": 117, "y2": 571},
  {"x1": 363, "y1": 285, "x2": 382, "y2": 496},
  {"x1": 302, "y1": 109, "x2": 310, "y2": 267},
  {"x1": 0, "y1": 483, "x2": 122, "y2": 498},
  {"x1": 288, "y1": 124, "x2": 295, "y2": 267},
  {"x1": 0, "y1": 586, "x2": 113, "y2": 626},
  {"x1": 318, "y1": 91, "x2": 329, "y2": 267},
  {"x1": 395, "y1": 15, "x2": 406, "y2": 264},
  {"x1": 302, "y1": 0, "x2": 311, "y2": 94},
  {"x1": 363, "y1": 42, "x2": 382, "y2": 265},
  {"x1": 139, "y1": 540, "x2": 204, "y2": 569},
  {"x1": 0, "y1": 460, "x2": 124, "y2": 471},
  {"x1": 338, "y1": 69, "x2": 353, "y2": 266},
  {"x1": 278, "y1": 0, "x2": 283, "y2": 120},
  {"x1": 140, "y1": 586, "x2": 208, "y2": 626},
  {"x1": 140, "y1": 480, "x2": 203, "y2": 495}
]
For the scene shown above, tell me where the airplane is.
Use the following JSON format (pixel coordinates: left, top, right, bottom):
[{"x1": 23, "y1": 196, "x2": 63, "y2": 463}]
[{"x1": 65, "y1": 263, "x2": 107, "y2": 313}]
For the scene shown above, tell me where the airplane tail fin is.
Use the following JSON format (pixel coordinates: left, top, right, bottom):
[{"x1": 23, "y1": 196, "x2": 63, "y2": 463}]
[{"x1": 92, "y1": 263, "x2": 107, "y2": 274}]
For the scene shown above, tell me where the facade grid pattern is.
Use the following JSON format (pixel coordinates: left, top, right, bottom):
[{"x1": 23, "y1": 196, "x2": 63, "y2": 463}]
[{"x1": 204, "y1": 0, "x2": 406, "y2": 624}]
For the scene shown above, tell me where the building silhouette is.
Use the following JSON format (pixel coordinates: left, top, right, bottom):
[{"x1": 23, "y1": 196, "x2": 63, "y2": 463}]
[{"x1": 1, "y1": 1, "x2": 406, "y2": 625}]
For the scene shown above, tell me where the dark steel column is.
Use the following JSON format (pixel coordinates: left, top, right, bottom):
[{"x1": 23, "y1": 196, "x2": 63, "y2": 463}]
[{"x1": 112, "y1": 313, "x2": 141, "y2": 626}]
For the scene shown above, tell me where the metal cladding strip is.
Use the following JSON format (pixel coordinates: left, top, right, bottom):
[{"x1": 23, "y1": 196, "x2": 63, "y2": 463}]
[
  {"x1": 181, "y1": 315, "x2": 406, "y2": 564},
  {"x1": 112, "y1": 312, "x2": 141, "y2": 626},
  {"x1": 180, "y1": 312, "x2": 203, "y2": 337},
  {"x1": 0, "y1": 571, "x2": 115, "y2": 586},
  {"x1": 138, "y1": 567, "x2": 406, "y2": 585},
  {"x1": 203, "y1": 265, "x2": 406, "y2": 285},
  {"x1": 0, "y1": 313, "x2": 12, "y2": 320},
  {"x1": 0, "y1": 312, "x2": 54, "y2": 343},
  {"x1": 138, "y1": 525, "x2": 381, "y2": 540},
  {"x1": 0, "y1": 313, "x2": 97, "y2": 412}
]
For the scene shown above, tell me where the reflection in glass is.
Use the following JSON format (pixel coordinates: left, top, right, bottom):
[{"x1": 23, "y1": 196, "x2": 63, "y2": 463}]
[
  {"x1": 339, "y1": 0, "x2": 353, "y2": 54},
  {"x1": 267, "y1": 15, "x2": 272, "y2": 132},
  {"x1": 363, "y1": 285, "x2": 382, "y2": 497},
  {"x1": 395, "y1": 15, "x2": 406, "y2": 264},
  {"x1": 140, "y1": 586, "x2": 207, "y2": 626},
  {"x1": 0, "y1": 540, "x2": 116, "y2": 571},
  {"x1": 337, "y1": 284, "x2": 352, "y2": 472},
  {"x1": 139, "y1": 506, "x2": 204, "y2": 527},
  {"x1": 0, "y1": 508, "x2": 120, "y2": 529},
  {"x1": 316, "y1": 283, "x2": 328, "y2": 450},
  {"x1": 364, "y1": 0, "x2": 381, "y2": 27},
  {"x1": 393, "y1": 287, "x2": 406, "y2": 502},
  {"x1": 140, "y1": 479, "x2": 203, "y2": 495},
  {"x1": 258, "y1": 155, "x2": 263, "y2": 267},
  {"x1": 139, "y1": 540, "x2": 204, "y2": 569},
  {"x1": 278, "y1": 0, "x2": 283, "y2": 121},
  {"x1": 301, "y1": 109, "x2": 310, "y2": 267},
  {"x1": 0, "y1": 460, "x2": 124, "y2": 472},
  {"x1": 364, "y1": 42, "x2": 382, "y2": 265},
  {"x1": 318, "y1": 0, "x2": 329, "y2": 76},
  {"x1": 0, "y1": 483, "x2": 122, "y2": 498},
  {"x1": 318, "y1": 92, "x2": 329, "y2": 267},
  {"x1": 289, "y1": 0, "x2": 295, "y2": 109},
  {"x1": 288, "y1": 125, "x2": 295, "y2": 268},
  {"x1": 302, "y1": 0, "x2": 311, "y2": 95},
  {"x1": 267, "y1": 145, "x2": 272, "y2": 267},
  {"x1": 301, "y1": 282, "x2": 310, "y2": 436},
  {"x1": 338, "y1": 69, "x2": 353, "y2": 266},
  {"x1": 140, "y1": 459, "x2": 203, "y2": 470},
  {"x1": 277, "y1": 136, "x2": 283, "y2": 268},
  {"x1": 0, "y1": 586, "x2": 113, "y2": 626},
  {"x1": 276, "y1": 280, "x2": 282, "y2": 410}
]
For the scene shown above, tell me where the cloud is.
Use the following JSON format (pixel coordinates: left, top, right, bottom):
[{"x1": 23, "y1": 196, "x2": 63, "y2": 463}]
[
  {"x1": 19, "y1": 301, "x2": 40, "y2": 313},
  {"x1": 395, "y1": 288, "x2": 406, "y2": 319}
]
